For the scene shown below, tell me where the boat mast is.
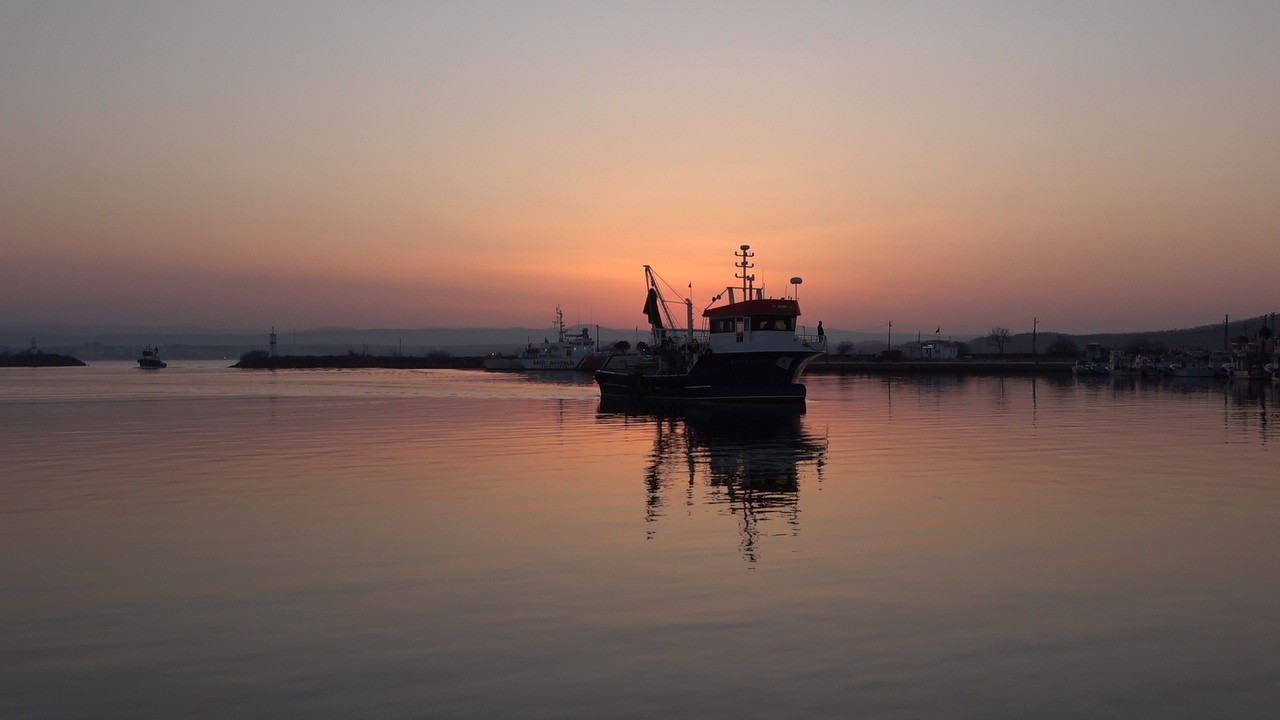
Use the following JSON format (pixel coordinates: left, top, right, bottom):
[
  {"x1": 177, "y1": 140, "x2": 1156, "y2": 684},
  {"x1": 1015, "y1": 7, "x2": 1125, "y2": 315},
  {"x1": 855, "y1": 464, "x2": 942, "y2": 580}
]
[
  {"x1": 685, "y1": 295, "x2": 694, "y2": 347},
  {"x1": 642, "y1": 265, "x2": 698, "y2": 347},
  {"x1": 643, "y1": 266, "x2": 667, "y2": 343},
  {"x1": 735, "y1": 244, "x2": 755, "y2": 302}
]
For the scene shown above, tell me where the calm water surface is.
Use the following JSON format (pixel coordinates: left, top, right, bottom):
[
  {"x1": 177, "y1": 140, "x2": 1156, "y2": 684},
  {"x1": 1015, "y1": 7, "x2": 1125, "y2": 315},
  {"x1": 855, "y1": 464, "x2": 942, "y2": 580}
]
[{"x1": 3, "y1": 362, "x2": 1279, "y2": 718}]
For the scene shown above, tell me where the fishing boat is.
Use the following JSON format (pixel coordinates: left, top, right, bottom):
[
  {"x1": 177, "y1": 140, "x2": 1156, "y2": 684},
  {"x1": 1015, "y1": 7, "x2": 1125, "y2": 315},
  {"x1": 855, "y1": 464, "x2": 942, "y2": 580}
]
[
  {"x1": 137, "y1": 345, "x2": 167, "y2": 369},
  {"x1": 483, "y1": 306, "x2": 608, "y2": 372},
  {"x1": 594, "y1": 246, "x2": 826, "y2": 402},
  {"x1": 1071, "y1": 360, "x2": 1107, "y2": 376},
  {"x1": 1224, "y1": 334, "x2": 1271, "y2": 381},
  {"x1": 1107, "y1": 350, "x2": 1158, "y2": 377},
  {"x1": 1165, "y1": 352, "x2": 1219, "y2": 378}
]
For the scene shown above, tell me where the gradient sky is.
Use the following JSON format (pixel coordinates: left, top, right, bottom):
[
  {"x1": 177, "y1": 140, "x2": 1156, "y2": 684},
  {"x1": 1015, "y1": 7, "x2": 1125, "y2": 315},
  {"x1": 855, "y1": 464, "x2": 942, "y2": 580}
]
[{"x1": 3, "y1": 1, "x2": 1277, "y2": 335}]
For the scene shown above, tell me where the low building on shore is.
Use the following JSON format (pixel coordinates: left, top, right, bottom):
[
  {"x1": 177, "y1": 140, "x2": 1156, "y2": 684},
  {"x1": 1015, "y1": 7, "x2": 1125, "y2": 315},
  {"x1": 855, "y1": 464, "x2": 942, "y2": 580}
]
[{"x1": 898, "y1": 339, "x2": 963, "y2": 360}]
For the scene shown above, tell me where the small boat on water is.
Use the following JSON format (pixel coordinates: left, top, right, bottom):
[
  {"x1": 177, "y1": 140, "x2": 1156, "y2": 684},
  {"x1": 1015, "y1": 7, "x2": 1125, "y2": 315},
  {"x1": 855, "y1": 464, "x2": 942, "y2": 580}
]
[
  {"x1": 1072, "y1": 343, "x2": 1109, "y2": 376},
  {"x1": 1165, "y1": 352, "x2": 1220, "y2": 378},
  {"x1": 594, "y1": 245, "x2": 826, "y2": 403},
  {"x1": 1071, "y1": 360, "x2": 1107, "y2": 376},
  {"x1": 137, "y1": 345, "x2": 167, "y2": 369},
  {"x1": 1270, "y1": 338, "x2": 1280, "y2": 382},
  {"x1": 1224, "y1": 334, "x2": 1271, "y2": 381},
  {"x1": 1107, "y1": 350, "x2": 1158, "y2": 377},
  {"x1": 483, "y1": 306, "x2": 608, "y2": 372}
]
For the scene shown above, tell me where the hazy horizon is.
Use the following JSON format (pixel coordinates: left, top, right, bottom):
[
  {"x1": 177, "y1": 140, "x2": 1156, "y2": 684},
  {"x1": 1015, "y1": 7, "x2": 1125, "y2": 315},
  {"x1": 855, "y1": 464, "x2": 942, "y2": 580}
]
[
  {"x1": 4, "y1": 3, "x2": 1278, "y2": 336},
  {"x1": 8, "y1": 310, "x2": 1276, "y2": 351}
]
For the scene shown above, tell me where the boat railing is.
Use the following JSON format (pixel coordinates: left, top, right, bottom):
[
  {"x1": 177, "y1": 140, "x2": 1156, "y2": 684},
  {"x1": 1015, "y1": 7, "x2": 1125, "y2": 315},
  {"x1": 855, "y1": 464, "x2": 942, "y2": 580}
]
[
  {"x1": 797, "y1": 332, "x2": 828, "y2": 352},
  {"x1": 652, "y1": 328, "x2": 711, "y2": 349}
]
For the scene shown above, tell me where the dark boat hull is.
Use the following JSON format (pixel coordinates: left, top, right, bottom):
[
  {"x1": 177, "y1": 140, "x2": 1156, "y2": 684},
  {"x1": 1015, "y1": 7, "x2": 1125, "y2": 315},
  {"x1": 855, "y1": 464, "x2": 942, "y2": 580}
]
[{"x1": 595, "y1": 350, "x2": 821, "y2": 403}]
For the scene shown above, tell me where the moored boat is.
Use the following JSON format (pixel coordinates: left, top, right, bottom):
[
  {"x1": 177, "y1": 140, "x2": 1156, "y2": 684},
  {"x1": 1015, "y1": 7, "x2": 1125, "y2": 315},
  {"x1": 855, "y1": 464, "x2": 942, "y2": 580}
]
[
  {"x1": 1225, "y1": 333, "x2": 1271, "y2": 381},
  {"x1": 594, "y1": 246, "x2": 826, "y2": 403},
  {"x1": 1072, "y1": 360, "x2": 1107, "y2": 376},
  {"x1": 483, "y1": 306, "x2": 607, "y2": 372},
  {"x1": 1165, "y1": 352, "x2": 1219, "y2": 378},
  {"x1": 137, "y1": 345, "x2": 167, "y2": 369},
  {"x1": 1073, "y1": 343, "x2": 1109, "y2": 375},
  {"x1": 1107, "y1": 350, "x2": 1158, "y2": 377}
]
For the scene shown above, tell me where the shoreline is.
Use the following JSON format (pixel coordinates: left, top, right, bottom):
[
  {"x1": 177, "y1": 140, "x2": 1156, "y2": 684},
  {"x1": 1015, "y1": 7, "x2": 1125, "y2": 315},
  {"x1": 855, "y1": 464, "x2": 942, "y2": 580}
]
[
  {"x1": 0, "y1": 352, "x2": 86, "y2": 367},
  {"x1": 232, "y1": 354, "x2": 485, "y2": 370},
  {"x1": 232, "y1": 353, "x2": 1077, "y2": 376},
  {"x1": 807, "y1": 359, "x2": 1076, "y2": 375}
]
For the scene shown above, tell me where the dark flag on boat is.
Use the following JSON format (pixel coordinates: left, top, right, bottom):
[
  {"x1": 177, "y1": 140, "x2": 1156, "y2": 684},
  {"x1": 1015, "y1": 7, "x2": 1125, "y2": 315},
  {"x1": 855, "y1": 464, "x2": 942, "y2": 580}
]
[{"x1": 643, "y1": 288, "x2": 664, "y2": 329}]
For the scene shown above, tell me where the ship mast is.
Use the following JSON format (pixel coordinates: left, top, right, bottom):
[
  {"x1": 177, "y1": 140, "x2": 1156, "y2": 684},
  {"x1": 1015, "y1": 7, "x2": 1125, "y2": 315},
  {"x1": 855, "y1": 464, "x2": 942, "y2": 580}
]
[
  {"x1": 643, "y1": 265, "x2": 696, "y2": 346},
  {"x1": 733, "y1": 244, "x2": 755, "y2": 303}
]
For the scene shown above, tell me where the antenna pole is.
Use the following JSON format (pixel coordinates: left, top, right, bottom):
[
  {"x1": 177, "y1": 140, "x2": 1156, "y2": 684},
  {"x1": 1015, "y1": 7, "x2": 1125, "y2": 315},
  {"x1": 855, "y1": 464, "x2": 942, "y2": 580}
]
[{"x1": 736, "y1": 244, "x2": 755, "y2": 296}]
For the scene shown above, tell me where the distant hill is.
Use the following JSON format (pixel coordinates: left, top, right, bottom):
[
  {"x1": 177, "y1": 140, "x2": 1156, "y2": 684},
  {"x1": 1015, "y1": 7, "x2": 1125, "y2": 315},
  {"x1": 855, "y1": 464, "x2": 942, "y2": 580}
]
[
  {"x1": 0, "y1": 350, "x2": 86, "y2": 367},
  {"x1": 977, "y1": 314, "x2": 1276, "y2": 356},
  {"x1": 0, "y1": 324, "x2": 663, "y2": 360}
]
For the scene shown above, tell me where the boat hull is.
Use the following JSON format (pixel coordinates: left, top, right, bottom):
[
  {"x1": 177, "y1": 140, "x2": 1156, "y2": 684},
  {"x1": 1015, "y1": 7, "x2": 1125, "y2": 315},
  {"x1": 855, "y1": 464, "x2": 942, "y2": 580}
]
[
  {"x1": 595, "y1": 350, "x2": 821, "y2": 403},
  {"x1": 137, "y1": 345, "x2": 165, "y2": 368},
  {"x1": 1169, "y1": 367, "x2": 1217, "y2": 378},
  {"x1": 483, "y1": 353, "x2": 608, "y2": 372}
]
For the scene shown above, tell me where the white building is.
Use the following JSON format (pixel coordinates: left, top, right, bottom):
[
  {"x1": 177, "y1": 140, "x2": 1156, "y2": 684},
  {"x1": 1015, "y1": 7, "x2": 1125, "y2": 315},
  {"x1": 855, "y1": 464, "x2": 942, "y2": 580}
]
[{"x1": 900, "y1": 340, "x2": 962, "y2": 360}]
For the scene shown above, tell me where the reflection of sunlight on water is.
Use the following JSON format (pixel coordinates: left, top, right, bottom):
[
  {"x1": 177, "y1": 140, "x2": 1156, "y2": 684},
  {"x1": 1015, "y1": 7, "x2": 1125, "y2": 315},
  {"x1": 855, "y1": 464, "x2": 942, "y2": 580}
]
[{"x1": 5, "y1": 369, "x2": 1280, "y2": 718}]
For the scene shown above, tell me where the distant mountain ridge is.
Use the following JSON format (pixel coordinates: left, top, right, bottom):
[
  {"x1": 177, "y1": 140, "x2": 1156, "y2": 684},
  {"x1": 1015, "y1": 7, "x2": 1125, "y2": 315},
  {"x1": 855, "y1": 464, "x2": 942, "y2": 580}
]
[{"x1": 991, "y1": 314, "x2": 1276, "y2": 355}]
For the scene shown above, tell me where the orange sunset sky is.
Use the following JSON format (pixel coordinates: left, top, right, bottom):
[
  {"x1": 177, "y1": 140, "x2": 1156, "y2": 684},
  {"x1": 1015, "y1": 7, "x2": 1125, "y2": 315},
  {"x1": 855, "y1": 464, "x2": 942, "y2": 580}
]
[{"x1": 2, "y1": 2, "x2": 1277, "y2": 336}]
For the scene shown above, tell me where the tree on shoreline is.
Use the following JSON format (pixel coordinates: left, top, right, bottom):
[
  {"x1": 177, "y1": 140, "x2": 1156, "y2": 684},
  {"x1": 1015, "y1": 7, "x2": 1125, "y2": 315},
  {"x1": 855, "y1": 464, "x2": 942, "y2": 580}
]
[{"x1": 987, "y1": 327, "x2": 1011, "y2": 355}]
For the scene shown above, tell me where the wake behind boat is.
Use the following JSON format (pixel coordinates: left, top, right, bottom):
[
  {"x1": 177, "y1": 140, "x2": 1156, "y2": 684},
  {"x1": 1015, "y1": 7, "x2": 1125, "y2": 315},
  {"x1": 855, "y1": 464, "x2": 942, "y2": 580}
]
[{"x1": 595, "y1": 246, "x2": 826, "y2": 403}]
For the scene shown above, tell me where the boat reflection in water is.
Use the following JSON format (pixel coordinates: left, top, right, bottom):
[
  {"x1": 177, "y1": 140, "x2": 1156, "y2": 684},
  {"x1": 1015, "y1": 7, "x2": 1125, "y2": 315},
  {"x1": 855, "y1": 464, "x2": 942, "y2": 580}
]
[{"x1": 599, "y1": 399, "x2": 828, "y2": 562}]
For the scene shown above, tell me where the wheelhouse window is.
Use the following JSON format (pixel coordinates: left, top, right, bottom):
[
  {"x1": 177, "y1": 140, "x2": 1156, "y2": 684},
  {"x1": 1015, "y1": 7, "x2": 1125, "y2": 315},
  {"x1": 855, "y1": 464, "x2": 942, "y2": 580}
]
[
  {"x1": 710, "y1": 317, "x2": 737, "y2": 333},
  {"x1": 710, "y1": 315, "x2": 794, "y2": 333},
  {"x1": 755, "y1": 315, "x2": 795, "y2": 331}
]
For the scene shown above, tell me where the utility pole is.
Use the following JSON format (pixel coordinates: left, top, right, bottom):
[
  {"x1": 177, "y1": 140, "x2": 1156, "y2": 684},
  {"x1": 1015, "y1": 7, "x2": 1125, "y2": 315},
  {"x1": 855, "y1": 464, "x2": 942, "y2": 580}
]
[{"x1": 1032, "y1": 317, "x2": 1038, "y2": 356}]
